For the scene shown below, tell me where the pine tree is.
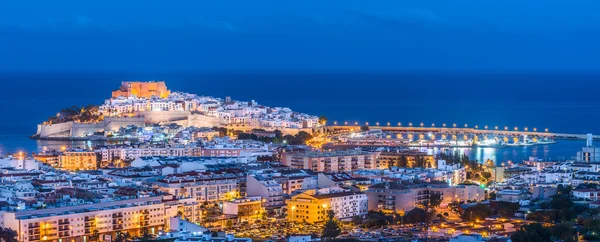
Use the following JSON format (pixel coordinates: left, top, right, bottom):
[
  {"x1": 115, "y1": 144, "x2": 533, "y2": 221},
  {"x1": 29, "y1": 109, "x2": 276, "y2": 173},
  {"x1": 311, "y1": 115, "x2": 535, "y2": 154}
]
[{"x1": 322, "y1": 210, "x2": 341, "y2": 240}]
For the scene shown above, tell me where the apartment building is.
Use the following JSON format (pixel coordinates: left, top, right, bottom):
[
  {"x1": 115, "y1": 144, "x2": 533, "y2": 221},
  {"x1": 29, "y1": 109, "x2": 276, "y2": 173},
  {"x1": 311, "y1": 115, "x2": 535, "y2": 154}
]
[
  {"x1": 281, "y1": 150, "x2": 379, "y2": 172},
  {"x1": 3, "y1": 196, "x2": 166, "y2": 242},
  {"x1": 155, "y1": 172, "x2": 240, "y2": 203},
  {"x1": 58, "y1": 151, "x2": 97, "y2": 171},
  {"x1": 246, "y1": 175, "x2": 284, "y2": 211},
  {"x1": 222, "y1": 196, "x2": 263, "y2": 222},
  {"x1": 98, "y1": 146, "x2": 201, "y2": 162},
  {"x1": 365, "y1": 180, "x2": 484, "y2": 213},
  {"x1": 378, "y1": 149, "x2": 436, "y2": 169},
  {"x1": 286, "y1": 190, "x2": 368, "y2": 223}
]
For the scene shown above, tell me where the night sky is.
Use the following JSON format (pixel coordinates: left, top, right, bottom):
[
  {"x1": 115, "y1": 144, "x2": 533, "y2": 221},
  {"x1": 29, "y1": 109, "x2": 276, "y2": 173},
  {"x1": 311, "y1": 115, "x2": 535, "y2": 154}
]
[
  {"x1": 1, "y1": 0, "x2": 600, "y2": 137},
  {"x1": 1, "y1": 0, "x2": 600, "y2": 72}
]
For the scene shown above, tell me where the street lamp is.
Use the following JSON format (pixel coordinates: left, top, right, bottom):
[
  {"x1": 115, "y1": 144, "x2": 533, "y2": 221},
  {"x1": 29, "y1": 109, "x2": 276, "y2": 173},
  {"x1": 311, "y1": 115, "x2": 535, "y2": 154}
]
[
  {"x1": 453, "y1": 123, "x2": 457, "y2": 128},
  {"x1": 409, "y1": 122, "x2": 413, "y2": 127},
  {"x1": 291, "y1": 206, "x2": 296, "y2": 221}
]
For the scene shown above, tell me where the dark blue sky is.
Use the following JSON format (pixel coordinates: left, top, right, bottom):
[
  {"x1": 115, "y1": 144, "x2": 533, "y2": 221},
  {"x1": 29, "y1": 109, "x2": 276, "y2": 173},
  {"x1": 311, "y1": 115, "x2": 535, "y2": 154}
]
[
  {"x1": 1, "y1": 0, "x2": 600, "y2": 72},
  {"x1": 1, "y1": 0, "x2": 600, "y2": 137}
]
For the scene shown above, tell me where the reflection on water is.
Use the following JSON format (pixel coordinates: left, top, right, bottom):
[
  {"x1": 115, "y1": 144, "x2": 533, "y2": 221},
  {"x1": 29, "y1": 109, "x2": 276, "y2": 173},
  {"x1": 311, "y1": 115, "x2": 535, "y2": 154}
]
[
  {"x1": 408, "y1": 140, "x2": 583, "y2": 165},
  {"x1": 0, "y1": 135, "x2": 587, "y2": 165}
]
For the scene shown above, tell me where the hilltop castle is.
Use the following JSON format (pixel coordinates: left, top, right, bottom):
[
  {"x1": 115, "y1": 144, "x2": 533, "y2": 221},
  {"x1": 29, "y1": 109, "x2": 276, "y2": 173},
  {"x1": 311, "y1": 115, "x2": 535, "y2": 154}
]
[{"x1": 111, "y1": 81, "x2": 170, "y2": 99}]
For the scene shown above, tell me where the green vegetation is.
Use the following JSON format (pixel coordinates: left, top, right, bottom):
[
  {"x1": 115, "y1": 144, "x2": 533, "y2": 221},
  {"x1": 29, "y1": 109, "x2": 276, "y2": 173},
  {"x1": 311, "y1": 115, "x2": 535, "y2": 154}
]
[
  {"x1": 46, "y1": 105, "x2": 103, "y2": 124},
  {"x1": 235, "y1": 129, "x2": 313, "y2": 145},
  {"x1": 461, "y1": 204, "x2": 492, "y2": 222},
  {"x1": 322, "y1": 210, "x2": 342, "y2": 240},
  {"x1": 510, "y1": 223, "x2": 552, "y2": 242},
  {"x1": 429, "y1": 194, "x2": 442, "y2": 208},
  {"x1": 523, "y1": 184, "x2": 600, "y2": 241},
  {"x1": 114, "y1": 232, "x2": 131, "y2": 242},
  {"x1": 318, "y1": 116, "x2": 328, "y2": 125},
  {"x1": 0, "y1": 227, "x2": 18, "y2": 242},
  {"x1": 496, "y1": 201, "x2": 520, "y2": 218}
]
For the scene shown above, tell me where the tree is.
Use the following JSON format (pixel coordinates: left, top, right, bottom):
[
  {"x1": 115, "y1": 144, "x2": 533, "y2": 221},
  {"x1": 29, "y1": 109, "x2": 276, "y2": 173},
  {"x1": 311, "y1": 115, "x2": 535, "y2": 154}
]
[
  {"x1": 351, "y1": 215, "x2": 363, "y2": 225},
  {"x1": 482, "y1": 172, "x2": 492, "y2": 179},
  {"x1": 461, "y1": 204, "x2": 492, "y2": 222},
  {"x1": 318, "y1": 116, "x2": 328, "y2": 126},
  {"x1": 140, "y1": 227, "x2": 152, "y2": 241},
  {"x1": 510, "y1": 223, "x2": 551, "y2": 242},
  {"x1": 429, "y1": 194, "x2": 442, "y2": 208},
  {"x1": 360, "y1": 125, "x2": 369, "y2": 132},
  {"x1": 404, "y1": 208, "x2": 427, "y2": 224},
  {"x1": 550, "y1": 223, "x2": 577, "y2": 242},
  {"x1": 496, "y1": 201, "x2": 520, "y2": 218},
  {"x1": 114, "y1": 232, "x2": 131, "y2": 242},
  {"x1": 322, "y1": 210, "x2": 342, "y2": 240},
  {"x1": 90, "y1": 229, "x2": 100, "y2": 242},
  {"x1": 0, "y1": 227, "x2": 18, "y2": 242}
]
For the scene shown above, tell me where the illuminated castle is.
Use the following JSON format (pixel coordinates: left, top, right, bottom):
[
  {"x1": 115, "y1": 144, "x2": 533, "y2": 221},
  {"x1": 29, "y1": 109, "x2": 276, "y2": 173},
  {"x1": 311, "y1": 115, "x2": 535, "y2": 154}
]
[{"x1": 112, "y1": 81, "x2": 170, "y2": 99}]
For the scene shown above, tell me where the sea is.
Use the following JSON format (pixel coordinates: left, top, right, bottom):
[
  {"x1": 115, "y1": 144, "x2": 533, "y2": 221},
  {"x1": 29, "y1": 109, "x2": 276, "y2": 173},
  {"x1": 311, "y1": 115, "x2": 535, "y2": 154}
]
[{"x1": 0, "y1": 71, "x2": 598, "y2": 164}]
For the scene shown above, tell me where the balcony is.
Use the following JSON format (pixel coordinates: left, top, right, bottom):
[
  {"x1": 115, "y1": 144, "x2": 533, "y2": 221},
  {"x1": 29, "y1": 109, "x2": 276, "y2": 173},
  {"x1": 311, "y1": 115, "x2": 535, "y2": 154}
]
[
  {"x1": 28, "y1": 236, "x2": 41, "y2": 242},
  {"x1": 112, "y1": 213, "x2": 124, "y2": 218},
  {"x1": 58, "y1": 220, "x2": 70, "y2": 225},
  {"x1": 113, "y1": 225, "x2": 124, "y2": 230}
]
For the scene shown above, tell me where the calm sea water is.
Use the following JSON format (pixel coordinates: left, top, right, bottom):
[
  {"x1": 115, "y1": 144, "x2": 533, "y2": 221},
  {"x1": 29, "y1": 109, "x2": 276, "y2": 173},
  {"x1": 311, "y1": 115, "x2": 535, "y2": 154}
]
[
  {"x1": 0, "y1": 134, "x2": 586, "y2": 164},
  {"x1": 0, "y1": 71, "x2": 597, "y2": 163}
]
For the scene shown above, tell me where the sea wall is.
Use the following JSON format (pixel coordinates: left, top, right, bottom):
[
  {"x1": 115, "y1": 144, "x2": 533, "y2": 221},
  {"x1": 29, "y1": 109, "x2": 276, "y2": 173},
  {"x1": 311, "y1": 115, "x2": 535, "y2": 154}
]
[
  {"x1": 187, "y1": 114, "x2": 225, "y2": 128},
  {"x1": 37, "y1": 122, "x2": 73, "y2": 137},
  {"x1": 103, "y1": 117, "x2": 146, "y2": 131},
  {"x1": 37, "y1": 117, "x2": 146, "y2": 138},
  {"x1": 36, "y1": 111, "x2": 315, "y2": 139},
  {"x1": 136, "y1": 111, "x2": 190, "y2": 123},
  {"x1": 71, "y1": 122, "x2": 104, "y2": 137}
]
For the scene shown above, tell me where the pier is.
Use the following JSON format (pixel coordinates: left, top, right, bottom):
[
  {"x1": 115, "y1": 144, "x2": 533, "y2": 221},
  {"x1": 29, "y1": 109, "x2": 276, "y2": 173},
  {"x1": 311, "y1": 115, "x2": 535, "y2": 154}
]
[{"x1": 325, "y1": 125, "x2": 599, "y2": 140}]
